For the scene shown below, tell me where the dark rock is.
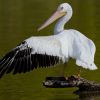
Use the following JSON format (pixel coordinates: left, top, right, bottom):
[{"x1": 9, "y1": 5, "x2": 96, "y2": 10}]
[{"x1": 43, "y1": 75, "x2": 100, "y2": 92}]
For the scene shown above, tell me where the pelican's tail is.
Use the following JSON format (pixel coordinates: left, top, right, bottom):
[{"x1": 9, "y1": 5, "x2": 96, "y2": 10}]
[{"x1": 76, "y1": 60, "x2": 97, "y2": 70}]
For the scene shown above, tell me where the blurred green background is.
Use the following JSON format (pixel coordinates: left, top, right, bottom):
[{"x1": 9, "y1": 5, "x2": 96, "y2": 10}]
[{"x1": 0, "y1": 0, "x2": 100, "y2": 100}]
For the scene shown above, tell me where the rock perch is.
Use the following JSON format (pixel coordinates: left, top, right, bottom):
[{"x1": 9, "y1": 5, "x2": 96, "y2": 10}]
[{"x1": 43, "y1": 75, "x2": 100, "y2": 92}]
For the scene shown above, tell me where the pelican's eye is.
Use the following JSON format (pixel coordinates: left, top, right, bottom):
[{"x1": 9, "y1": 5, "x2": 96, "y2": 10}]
[{"x1": 60, "y1": 7, "x2": 64, "y2": 10}]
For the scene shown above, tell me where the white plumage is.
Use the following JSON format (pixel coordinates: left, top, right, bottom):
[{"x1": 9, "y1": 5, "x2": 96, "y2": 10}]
[
  {"x1": 26, "y1": 29, "x2": 97, "y2": 70},
  {"x1": 0, "y1": 3, "x2": 97, "y2": 78}
]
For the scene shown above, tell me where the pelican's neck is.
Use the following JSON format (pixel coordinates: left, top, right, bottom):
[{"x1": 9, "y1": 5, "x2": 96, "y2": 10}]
[{"x1": 54, "y1": 10, "x2": 72, "y2": 35}]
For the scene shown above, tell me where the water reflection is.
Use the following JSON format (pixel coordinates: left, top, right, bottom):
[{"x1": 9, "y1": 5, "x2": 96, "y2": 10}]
[{"x1": 74, "y1": 90, "x2": 100, "y2": 100}]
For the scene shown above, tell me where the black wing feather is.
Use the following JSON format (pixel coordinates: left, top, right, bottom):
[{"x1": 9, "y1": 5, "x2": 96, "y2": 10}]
[
  {"x1": 6, "y1": 59, "x2": 16, "y2": 74},
  {"x1": 13, "y1": 59, "x2": 19, "y2": 74},
  {"x1": 0, "y1": 41, "x2": 61, "y2": 78}
]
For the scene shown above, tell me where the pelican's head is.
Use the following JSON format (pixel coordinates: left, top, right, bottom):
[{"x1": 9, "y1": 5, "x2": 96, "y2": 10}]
[
  {"x1": 57, "y1": 3, "x2": 72, "y2": 14},
  {"x1": 38, "y1": 3, "x2": 72, "y2": 31}
]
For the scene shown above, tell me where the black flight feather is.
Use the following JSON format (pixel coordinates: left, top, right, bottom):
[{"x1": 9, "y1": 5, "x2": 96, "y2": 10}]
[{"x1": 0, "y1": 41, "x2": 61, "y2": 78}]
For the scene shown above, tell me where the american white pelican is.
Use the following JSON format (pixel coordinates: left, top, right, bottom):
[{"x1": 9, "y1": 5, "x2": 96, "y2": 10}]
[{"x1": 0, "y1": 3, "x2": 97, "y2": 78}]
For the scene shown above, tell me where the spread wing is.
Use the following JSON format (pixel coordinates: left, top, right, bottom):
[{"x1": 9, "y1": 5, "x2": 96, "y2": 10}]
[{"x1": 0, "y1": 36, "x2": 63, "y2": 78}]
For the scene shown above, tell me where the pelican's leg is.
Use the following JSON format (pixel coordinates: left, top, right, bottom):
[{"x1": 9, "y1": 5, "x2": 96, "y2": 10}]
[
  {"x1": 60, "y1": 63, "x2": 68, "y2": 79},
  {"x1": 74, "y1": 68, "x2": 81, "y2": 79},
  {"x1": 77, "y1": 69, "x2": 81, "y2": 77}
]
